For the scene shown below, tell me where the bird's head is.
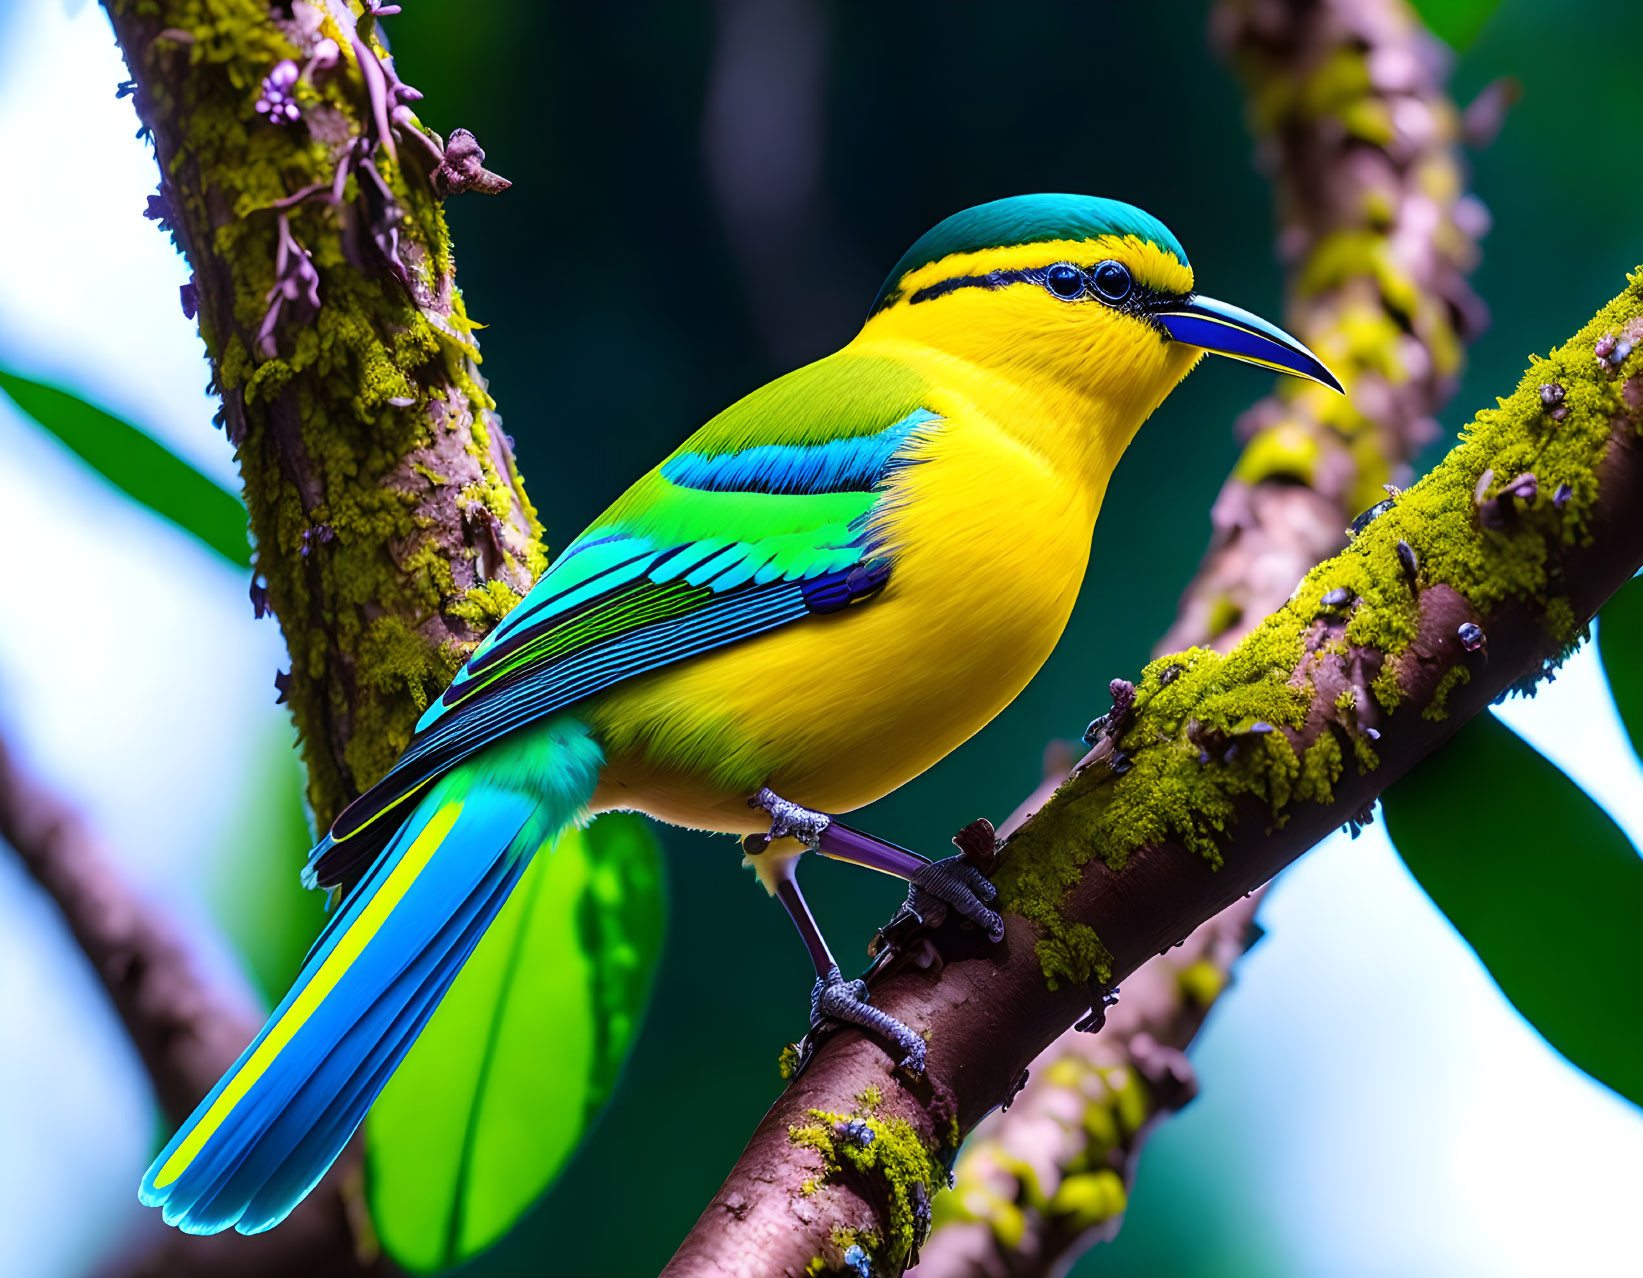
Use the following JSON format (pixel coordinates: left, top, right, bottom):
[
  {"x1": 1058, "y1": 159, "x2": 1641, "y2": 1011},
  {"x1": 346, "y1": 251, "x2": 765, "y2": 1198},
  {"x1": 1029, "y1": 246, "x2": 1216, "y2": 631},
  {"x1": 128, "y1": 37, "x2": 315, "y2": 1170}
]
[{"x1": 859, "y1": 194, "x2": 1339, "y2": 452}]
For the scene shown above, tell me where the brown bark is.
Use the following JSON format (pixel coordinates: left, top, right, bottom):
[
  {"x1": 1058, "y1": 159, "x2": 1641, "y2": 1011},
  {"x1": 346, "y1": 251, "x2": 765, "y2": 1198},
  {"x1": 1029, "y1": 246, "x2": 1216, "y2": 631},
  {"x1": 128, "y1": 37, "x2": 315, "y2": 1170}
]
[
  {"x1": 908, "y1": 895, "x2": 1259, "y2": 1278},
  {"x1": 13, "y1": 2, "x2": 538, "y2": 1272}
]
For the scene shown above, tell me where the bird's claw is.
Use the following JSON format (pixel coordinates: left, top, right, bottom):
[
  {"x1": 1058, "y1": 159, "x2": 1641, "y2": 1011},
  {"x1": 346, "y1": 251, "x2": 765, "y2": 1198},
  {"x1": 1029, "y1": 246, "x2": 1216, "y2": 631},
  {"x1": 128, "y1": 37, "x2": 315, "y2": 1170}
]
[
  {"x1": 750, "y1": 786, "x2": 831, "y2": 848},
  {"x1": 906, "y1": 854, "x2": 1005, "y2": 942},
  {"x1": 811, "y1": 965, "x2": 926, "y2": 1073}
]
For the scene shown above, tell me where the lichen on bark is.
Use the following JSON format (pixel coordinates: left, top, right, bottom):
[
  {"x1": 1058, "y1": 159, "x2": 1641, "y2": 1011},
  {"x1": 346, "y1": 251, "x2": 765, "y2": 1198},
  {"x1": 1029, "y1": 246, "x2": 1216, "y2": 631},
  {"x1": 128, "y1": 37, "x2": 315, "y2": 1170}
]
[{"x1": 107, "y1": 0, "x2": 545, "y2": 824}]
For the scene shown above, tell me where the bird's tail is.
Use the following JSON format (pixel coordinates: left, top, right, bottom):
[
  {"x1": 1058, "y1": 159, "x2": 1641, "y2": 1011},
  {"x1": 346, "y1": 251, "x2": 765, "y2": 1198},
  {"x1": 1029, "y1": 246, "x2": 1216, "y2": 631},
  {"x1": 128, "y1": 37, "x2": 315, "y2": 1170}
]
[{"x1": 140, "y1": 716, "x2": 603, "y2": 1236}]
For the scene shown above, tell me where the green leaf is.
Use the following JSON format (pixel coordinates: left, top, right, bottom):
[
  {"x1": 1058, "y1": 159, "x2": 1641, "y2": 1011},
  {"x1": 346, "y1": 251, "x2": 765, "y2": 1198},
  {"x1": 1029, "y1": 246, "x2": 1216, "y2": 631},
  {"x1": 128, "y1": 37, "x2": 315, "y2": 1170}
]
[
  {"x1": 1597, "y1": 576, "x2": 1643, "y2": 764},
  {"x1": 0, "y1": 367, "x2": 250, "y2": 567},
  {"x1": 1408, "y1": 0, "x2": 1503, "y2": 50},
  {"x1": 365, "y1": 813, "x2": 667, "y2": 1272},
  {"x1": 208, "y1": 726, "x2": 318, "y2": 1002},
  {"x1": 1383, "y1": 713, "x2": 1643, "y2": 1108}
]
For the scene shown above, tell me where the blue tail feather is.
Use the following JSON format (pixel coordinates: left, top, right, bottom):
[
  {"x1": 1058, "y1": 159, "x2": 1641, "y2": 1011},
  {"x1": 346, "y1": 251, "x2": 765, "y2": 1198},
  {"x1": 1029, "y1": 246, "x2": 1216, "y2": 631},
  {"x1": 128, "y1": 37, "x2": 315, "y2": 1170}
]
[
  {"x1": 140, "y1": 715, "x2": 603, "y2": 1235},
  {"x1": 238, "y1": 856, "x2": 528, "y2": 1233}
]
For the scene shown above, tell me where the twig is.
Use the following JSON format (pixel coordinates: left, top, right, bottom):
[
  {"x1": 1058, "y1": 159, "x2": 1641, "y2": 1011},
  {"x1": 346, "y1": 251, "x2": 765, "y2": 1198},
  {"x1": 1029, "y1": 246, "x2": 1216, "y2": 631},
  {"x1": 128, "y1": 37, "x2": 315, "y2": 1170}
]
[{"x1": 0, "y1": 738, "x2": 383, "y2": 1277}]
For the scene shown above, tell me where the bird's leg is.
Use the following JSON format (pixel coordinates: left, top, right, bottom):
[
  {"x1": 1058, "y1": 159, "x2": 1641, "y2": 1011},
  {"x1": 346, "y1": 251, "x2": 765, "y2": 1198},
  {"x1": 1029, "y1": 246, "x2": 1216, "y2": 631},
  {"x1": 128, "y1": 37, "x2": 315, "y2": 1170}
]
[
  {"x1": 747, "y1": 836, "x2": 927, "y2": 1072},
  {"x1": 751, "y1": 786, "x2": 1005, "y2": 941}
]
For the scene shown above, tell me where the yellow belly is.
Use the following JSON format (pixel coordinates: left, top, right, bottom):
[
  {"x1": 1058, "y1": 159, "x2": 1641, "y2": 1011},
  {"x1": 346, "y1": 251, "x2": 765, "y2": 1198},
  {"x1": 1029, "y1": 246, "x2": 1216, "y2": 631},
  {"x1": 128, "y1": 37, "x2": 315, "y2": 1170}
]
[{"x1": 584, "y1": 401, "x2": 1099, "y2": 834}]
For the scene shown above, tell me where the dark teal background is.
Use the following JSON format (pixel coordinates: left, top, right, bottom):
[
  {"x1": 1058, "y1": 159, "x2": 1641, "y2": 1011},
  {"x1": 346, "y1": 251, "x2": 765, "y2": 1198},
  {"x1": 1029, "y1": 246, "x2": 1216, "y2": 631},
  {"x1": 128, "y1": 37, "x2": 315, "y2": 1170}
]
[{"x1": 364, "y1": 0, "x2": 1643, "y2": 1272}]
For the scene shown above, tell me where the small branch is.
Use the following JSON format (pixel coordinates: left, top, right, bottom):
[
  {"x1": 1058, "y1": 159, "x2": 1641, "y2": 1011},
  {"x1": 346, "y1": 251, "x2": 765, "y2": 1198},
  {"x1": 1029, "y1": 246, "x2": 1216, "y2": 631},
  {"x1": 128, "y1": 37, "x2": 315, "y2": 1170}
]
[
  {"x1": 0, "y1": 740, "x2": 256, "y2": 1124},
  {"x1": 910, "y1": 898, "x2": 1259, "y2": 1278},
  {"x1": 915, "y1": 2, "x2": 1497, "y2": 1271},
  {"x1": 1161, "y1": 0, "x2": 1490, "y2": 655},
  {"x1": 0, "y1": 739, "x2": 382, "y2": 1277},
  {"x1": 664, "y1": 274, "x2": 1643, "y2": 1273}
]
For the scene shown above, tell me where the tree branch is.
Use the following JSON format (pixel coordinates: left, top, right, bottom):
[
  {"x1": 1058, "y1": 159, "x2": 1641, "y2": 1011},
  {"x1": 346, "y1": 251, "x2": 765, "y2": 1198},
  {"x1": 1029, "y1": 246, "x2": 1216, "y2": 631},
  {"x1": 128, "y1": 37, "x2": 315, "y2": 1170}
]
[
  {"x1": 914, "y1": 1, "x2": 1494, "y2": 1270},
  {"x1": 663, "y1": 273, "x2": 1643, "y2": 1274},
  {"x1": 1161, "y1": 0, "x2": 1490, "y2": 655},
  {"x1": 0, "y1": 739, "x2": 383, "y2": 1277},
  {"x1": 0, "y1": 742, "x2": 256, "y2": 1129},
  {"x1": 104, "y1": 0, "x2": 544, "y2": 829},
  {"x1": 912, "y1": 890, "x2": 1260, "y2": 1278}
]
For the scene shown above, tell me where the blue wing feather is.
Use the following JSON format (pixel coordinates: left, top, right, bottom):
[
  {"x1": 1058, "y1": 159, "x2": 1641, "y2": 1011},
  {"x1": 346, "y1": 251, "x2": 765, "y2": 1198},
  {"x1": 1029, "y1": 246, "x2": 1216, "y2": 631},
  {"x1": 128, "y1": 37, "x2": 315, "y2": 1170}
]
[{"x1": 659, "y1": 407, "x2": 938, "y2": 495}]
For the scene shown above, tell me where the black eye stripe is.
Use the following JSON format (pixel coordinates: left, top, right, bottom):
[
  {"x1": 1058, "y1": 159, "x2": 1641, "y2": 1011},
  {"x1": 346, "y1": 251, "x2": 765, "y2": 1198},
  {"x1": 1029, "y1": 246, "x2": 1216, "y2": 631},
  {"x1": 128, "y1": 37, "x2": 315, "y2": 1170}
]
[{"x1": 906, "y1": 263, "x2": 1178, "y2": 317}]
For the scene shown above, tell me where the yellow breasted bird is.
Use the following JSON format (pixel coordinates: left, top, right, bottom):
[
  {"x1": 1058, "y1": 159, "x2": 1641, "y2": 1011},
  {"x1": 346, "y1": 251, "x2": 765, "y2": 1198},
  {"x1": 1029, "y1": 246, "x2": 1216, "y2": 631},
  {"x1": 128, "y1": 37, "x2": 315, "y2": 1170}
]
[{"x1": 141, "y1": 193, "x2": 1339, "y2": 1233}]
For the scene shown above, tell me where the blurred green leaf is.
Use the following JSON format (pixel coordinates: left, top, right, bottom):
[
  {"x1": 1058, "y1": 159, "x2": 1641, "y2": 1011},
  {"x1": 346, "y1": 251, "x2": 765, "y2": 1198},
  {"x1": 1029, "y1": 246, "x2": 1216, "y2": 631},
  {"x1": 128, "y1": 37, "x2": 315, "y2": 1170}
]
[
  {"x1": 1597, "y1": 576, "x2": 1643, "y2": 764},
  {"x1": 0, "y1": 367, "x2": 250, "y2": 567},
  {"x1": 366, "y1": 814, "x2": 667, "y2": 1272},
  {"x1": 1383, "y1": 713, "x2": 1643, "y2": 1108},
  {"x1": 1409, "y1": 0, "x2": 1502, "y2": 50},
  {"x1": 208, "y1": 725, "x2": 318, "y2": 1002}
]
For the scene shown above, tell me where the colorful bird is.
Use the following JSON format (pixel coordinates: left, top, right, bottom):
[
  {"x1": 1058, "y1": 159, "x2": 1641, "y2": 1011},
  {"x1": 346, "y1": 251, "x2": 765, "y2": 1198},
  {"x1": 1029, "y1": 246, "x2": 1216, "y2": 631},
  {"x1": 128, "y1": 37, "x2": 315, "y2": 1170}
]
[{"x1": 141, "y1": 193, "x2": 1339, "y2": 1234}]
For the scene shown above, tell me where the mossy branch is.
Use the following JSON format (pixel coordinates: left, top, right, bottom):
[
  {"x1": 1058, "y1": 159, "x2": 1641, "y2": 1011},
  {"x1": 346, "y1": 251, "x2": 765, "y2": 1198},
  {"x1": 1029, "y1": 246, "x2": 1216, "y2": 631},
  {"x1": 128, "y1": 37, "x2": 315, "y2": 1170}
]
[
  {"x1": 664, "y1": 274, "x2": 1643, "y2": 1276},
  {"x1": 104, "y1": 0, "x2": 544, "y2": 827},
  {"x1": 921, "y1": 0, "x2": 1494, "y2": 1270},
  {"x1": 1163, "y1": 0, "x2": 1492, "y2": 655}
]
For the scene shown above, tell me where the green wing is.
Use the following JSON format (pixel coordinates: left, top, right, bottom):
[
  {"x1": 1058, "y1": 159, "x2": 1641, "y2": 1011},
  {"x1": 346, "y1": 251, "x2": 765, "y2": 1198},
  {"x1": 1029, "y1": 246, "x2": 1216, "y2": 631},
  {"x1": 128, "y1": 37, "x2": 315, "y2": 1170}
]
[{"x1": 310, "y1": 354, "x2": 939, "y2": 884}]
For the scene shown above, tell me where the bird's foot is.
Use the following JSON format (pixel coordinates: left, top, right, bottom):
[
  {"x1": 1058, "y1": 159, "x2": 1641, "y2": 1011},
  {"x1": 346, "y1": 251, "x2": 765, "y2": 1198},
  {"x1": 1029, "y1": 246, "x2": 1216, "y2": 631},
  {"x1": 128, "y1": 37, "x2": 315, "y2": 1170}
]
[
  {"x1": 750, "y1": 786, "x2": 831, "y2": 848},
  {"x1": 904, "y1": 855, "x2": 1005, "y2": 942},
  {"x1": 811, "y1": 965, "x2": 926, "y2": 1073}
]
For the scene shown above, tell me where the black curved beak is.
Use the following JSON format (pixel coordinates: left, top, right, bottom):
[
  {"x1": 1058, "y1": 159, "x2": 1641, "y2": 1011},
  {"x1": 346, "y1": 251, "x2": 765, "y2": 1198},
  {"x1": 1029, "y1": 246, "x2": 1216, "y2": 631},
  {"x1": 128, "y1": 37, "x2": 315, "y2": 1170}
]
[{"x1": 1156, "y1": 295, "x2": 1344, "y2": 393}]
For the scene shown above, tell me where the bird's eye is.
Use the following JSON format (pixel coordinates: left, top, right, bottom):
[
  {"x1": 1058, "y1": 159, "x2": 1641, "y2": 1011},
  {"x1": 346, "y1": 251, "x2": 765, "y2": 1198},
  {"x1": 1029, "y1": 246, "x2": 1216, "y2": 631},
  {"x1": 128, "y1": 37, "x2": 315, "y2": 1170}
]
[
  {"x1": 1043, "y1": 263, "x2": 1086, "y2": 300},
  {"x1": 1091, "y1": 260, "x2": 1133, "y2": 303}
]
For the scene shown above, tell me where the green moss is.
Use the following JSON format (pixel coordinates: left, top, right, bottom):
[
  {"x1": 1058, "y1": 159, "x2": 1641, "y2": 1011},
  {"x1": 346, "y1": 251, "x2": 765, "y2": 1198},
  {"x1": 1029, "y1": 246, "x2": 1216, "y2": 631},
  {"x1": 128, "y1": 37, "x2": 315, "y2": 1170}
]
[
  {"x1": 1204, "y1": 595, "x2": 1243, "y2": 640},
  {"x1": 1036, "y1": 922, "x2": 1113, "y2": 991},
  {"x1": 1177, "y1": 958, "x2": 1227, "y2": 1007},
  {"x1": 1545, "y1": 596, "x2": 1582, "y2": 650},
  {"x1": 451, "y1": 580, "x2": 525, "y2": 630},
  {"x1": 996, "y1": 268, "x2": 1643, "y2": 985},
  {"x1": 1047, "y1": 1170, "x2": 1128, "y2": 1230},
  {"x1": 788, "y1": 1094, "x2": 946, "y2": 1269},
  {"x1": 1424, "y1": 665, "x2": 1471, "y2": 722},
  {"x1": 1232, "y1": 420, "x2": 1320, "y2": 487},
  {"x1": 938, "y1": 1053, "x2": 1161, "y2": 1246}
]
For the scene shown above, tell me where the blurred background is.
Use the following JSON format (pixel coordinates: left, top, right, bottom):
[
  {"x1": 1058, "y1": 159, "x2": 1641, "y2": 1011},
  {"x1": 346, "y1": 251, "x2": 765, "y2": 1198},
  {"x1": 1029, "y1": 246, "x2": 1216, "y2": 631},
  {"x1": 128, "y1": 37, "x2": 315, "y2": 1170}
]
[{"x1": 2, "y1": 0, "x2": 1641, "y2": 1274}]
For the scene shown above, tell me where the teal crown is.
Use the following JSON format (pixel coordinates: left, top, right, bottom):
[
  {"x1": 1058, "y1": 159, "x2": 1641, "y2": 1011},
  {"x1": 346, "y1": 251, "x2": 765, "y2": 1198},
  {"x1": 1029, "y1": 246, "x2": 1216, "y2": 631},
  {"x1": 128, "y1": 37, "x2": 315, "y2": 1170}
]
[{"x1": 869, "y1": 193, "x2": 1189, "y2": 314}]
